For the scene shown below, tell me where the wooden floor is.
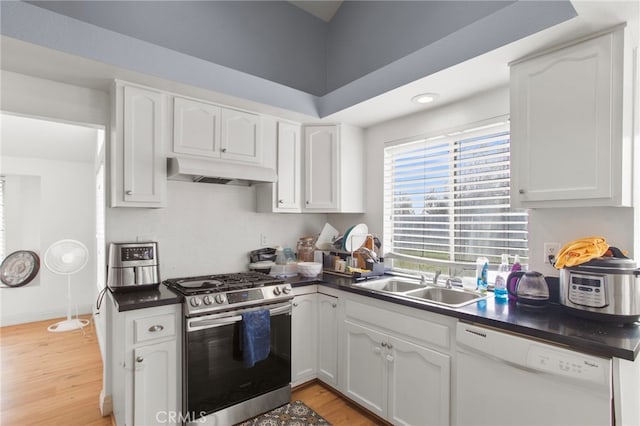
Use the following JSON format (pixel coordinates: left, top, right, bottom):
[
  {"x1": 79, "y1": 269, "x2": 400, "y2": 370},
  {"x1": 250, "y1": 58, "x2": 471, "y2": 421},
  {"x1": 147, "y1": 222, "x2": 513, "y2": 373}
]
[
  {"x1": 0, "y1": 315, "x2": 111, "y2": 425},
  {"x1": 1, "y1": 316, "x2": 382, "y2": 425},
  {"x1": 293, "y1": 381, "x2": 388, "y2": 425}
]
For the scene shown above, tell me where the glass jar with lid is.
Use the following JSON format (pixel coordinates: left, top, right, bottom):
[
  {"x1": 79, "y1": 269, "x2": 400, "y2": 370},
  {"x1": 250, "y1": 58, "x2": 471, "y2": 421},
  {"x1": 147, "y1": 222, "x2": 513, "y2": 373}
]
[{"x1": 296, "y1": 236, "x2": 316, "y2": 262}]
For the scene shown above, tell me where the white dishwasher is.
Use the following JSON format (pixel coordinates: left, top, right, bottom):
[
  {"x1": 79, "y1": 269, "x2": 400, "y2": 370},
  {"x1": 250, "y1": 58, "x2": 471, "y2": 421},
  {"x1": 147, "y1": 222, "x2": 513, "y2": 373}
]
[{"x1": 455, "y1": 322, "x2": 612, "y2": 426}]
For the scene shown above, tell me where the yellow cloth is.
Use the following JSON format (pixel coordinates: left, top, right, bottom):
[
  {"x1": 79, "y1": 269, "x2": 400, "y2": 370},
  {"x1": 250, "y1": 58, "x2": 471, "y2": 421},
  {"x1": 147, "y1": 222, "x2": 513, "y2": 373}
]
[{"x1": 554, "y1": 236, "x2": 609, "y2": 269}]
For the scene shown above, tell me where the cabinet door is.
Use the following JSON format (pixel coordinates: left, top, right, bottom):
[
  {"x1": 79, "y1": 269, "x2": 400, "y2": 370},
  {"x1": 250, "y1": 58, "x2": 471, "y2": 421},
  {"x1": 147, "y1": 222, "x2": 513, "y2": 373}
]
[
  {"x1": 122, "y1": 85, "x2": 166, "y2": 205},
  {"x1": 276, "y1": 122, "x2": 301, "y2": 211},
  {"x1": 220, "y1": 108, "x2": 261, "y2": 164},
  {"x1": 304, "y1": 126, "x2": 339, "y2": 211},
  {"x1": 317, "y1": 294, "x2": 338, "y2": 386},
  {"x1": 387, "y1": 336, "x2": 450, "y2": 426},
  {"x1": 173, "y1": 97, "x2": 221, "y2": 158},
  {"x1": 133, "y1": 340, "x2": 178, "y2": 425},
  {"x1": 291, "y1": 294, "x2": 317, "y2": 386},
  {"x1": 510, "y1": 32, "x2": 614, "y2": 205},
  {"x1": 344, "y1": 321, "x2": 387, "y2": 418}
]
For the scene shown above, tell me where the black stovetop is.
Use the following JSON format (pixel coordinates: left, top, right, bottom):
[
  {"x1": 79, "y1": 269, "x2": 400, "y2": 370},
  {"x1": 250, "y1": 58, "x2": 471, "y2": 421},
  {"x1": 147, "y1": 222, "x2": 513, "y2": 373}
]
[{"x1": 164, "y1": 272, "x2": 285, "y2": 295}]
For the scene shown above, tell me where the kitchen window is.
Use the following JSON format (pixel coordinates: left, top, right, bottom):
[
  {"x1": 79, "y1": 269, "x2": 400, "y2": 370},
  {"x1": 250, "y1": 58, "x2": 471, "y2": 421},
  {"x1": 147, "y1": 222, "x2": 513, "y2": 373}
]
[{"x1": 383, "y1": 118, "x2": 528, "y2": 275}]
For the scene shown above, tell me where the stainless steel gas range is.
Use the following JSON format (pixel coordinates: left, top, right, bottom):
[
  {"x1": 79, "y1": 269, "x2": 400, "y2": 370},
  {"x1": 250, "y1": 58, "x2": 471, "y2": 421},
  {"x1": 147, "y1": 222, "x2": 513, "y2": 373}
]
[{"x1": 164, "y1": 272, "x2": 293, "y2": 425}]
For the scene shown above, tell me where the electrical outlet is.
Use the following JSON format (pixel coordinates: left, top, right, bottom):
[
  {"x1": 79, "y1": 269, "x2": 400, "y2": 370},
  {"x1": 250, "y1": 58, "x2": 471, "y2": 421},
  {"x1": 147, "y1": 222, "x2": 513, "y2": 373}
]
[
  {"x1": 260, "y1": 233, "x2": 268, "y2": 247},
  {"x1": 543, "y1": 242, "x2": 561, "y2": 264}
]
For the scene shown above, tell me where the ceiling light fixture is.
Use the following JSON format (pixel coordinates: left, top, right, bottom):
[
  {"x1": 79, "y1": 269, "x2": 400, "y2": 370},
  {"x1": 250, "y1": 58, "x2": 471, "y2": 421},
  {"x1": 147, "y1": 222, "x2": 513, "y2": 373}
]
[{"x1": 412, "y1": 93, "x2": 439, "y2": 104}]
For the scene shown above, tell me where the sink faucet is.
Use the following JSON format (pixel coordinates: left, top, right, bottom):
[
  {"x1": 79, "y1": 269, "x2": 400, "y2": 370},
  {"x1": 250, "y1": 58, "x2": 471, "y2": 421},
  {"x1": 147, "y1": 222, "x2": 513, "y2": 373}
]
[
  {"x1": 419, "y1": 270, "x2": 443, "y2": 286},
  {"x1": 421, "y1": 270, "x2": 441, "y2": 286},
  {"x1": 433, "y1": 270, "x2": 441, "y2": 286}
]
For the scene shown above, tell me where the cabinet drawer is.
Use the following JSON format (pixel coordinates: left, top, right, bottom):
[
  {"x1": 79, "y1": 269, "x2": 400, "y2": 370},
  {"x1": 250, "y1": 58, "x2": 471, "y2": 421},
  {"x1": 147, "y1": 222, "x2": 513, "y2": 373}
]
[{"x1": 134, "y1": 313, "x2": 176, "y2": 344}]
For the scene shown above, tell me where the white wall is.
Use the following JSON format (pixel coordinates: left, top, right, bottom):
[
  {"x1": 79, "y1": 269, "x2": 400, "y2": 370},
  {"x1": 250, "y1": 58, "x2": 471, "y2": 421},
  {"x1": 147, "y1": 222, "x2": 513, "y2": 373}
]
[
  {"x1": 1, "y1": 157, "x2": 97, "y2": 326},
  {"x1": 107, "y1": 181, "x2": 327, "y2": 278},
  {"x1": 332, "y1": 85, "x2": 635, "y2": 276}
]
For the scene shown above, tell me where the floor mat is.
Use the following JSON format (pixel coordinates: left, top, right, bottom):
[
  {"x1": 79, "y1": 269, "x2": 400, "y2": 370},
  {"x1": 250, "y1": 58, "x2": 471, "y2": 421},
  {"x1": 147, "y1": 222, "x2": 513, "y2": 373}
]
[{"x1": 236, "y1": 400, "x2": 331, "y2": 425}]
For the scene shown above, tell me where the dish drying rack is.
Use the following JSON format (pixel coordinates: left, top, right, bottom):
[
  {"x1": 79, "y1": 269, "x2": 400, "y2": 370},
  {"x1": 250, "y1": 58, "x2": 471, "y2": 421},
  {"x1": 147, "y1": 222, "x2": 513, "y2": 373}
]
[{"x1": 322, "y1": 232, "x2": 384, "y2": 280}]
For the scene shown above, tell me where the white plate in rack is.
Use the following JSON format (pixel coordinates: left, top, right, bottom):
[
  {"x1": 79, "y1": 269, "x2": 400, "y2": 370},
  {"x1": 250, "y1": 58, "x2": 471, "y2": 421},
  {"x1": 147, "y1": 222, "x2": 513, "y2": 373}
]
[{"x1": 343, "y1": 223, "x2": 368, "y2": 252}]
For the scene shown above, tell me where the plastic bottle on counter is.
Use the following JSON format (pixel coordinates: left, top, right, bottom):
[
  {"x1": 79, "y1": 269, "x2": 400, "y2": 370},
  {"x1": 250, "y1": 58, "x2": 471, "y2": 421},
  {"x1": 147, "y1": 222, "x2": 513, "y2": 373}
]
[
  {"x1": 476, "y1": 257, "x2": 489, "y2": 293},
  {"x1": 511, "y1": 254, "x2": 522, "y2": 272},
  {"x1": 275, "y1": 246, "x2": 286, "y2": 265},
  {"x1": 494, "y1": 254, "x2": 510, "y2": 302}
]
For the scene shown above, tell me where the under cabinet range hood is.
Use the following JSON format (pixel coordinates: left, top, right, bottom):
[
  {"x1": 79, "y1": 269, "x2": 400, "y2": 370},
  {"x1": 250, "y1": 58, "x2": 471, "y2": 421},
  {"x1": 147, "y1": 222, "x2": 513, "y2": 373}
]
[{"x1": 167, "y1": 157, "x2": 277, "y2": 186}]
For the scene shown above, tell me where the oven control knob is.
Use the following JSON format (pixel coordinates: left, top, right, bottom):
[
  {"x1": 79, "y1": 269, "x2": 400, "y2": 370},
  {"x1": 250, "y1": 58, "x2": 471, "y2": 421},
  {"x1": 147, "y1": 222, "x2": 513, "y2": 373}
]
[
  {"x1": 214, "y1": 294, "x2": 226, "y2": 304},
  {"x1": 282, "y1": 286, "x2": 291, "y2": 295},
  {"x1": 273, "y1": 287, "x2": 282, "y2": 296},
  {"x1": 203, "y1": 295, "x2": 213, "y2": 305},
  {"x1": 189, "y1": 297, "x2": 202, "y2": 307}
]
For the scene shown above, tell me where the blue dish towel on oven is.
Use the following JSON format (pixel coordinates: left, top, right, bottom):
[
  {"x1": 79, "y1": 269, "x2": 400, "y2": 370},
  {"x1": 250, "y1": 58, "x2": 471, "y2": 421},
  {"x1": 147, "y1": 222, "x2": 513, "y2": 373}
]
[{"x1": 241, "y1": 309, "x2": 271, "y2": 368}]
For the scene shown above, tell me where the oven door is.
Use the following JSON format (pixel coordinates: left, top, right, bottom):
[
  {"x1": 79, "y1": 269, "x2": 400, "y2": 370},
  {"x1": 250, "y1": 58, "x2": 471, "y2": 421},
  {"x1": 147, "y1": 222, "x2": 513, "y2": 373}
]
[{"x1": 185, "y1": 302, "x2": 292, "y2": 419}]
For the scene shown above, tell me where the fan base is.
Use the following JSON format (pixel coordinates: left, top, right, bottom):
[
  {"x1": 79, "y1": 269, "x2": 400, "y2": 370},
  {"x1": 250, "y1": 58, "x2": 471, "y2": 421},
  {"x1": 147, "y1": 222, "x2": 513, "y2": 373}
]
[{"x1": 47, "y1": 318, "x2": 90, "y2": 333}]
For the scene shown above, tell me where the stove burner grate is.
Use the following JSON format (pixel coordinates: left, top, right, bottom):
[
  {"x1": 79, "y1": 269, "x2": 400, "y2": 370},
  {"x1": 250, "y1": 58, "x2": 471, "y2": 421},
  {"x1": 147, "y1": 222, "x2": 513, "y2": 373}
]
[{"x1": 164, "y1": 272, "x2": 285, "y2": 296}]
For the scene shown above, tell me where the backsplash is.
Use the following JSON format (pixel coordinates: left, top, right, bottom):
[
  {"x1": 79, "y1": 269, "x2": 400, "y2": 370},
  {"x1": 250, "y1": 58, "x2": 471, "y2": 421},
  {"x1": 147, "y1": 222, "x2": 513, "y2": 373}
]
[{"x1": 106, "y1": 181, "x2": 328, "y2": 278}]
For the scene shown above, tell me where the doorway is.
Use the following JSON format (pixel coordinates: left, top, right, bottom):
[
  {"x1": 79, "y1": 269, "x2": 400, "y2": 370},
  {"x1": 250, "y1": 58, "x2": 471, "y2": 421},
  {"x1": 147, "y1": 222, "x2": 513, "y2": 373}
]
[{"x1": 0, "y1": 112, "x2": 105, "y2": 326}]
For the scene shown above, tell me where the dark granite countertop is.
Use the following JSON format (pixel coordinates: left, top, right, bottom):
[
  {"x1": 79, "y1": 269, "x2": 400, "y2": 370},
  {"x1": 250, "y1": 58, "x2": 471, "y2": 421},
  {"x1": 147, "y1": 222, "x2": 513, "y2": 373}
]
[
  {"x1": 107, "y1": 272, "x2": 640, "y2": 360},
  {"x1": 110, "y1": 285, "x2": 182, "y2": 312},
  {"x1": 287, "y1": 273, "x2": 640, "y2": 361}
]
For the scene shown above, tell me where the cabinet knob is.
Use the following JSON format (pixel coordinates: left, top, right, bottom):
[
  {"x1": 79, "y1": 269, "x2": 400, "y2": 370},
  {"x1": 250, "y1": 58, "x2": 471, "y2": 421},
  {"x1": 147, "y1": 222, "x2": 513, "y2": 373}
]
[
  {"x1": 148, "y1": 325, "x2": 164, "y2": 333},
  {"x1": 331, "y1": 303, "x2": 337, "y2": 308},
  {"x1": 293, "y1": 302, "x2": 298, "y2": 307},
  {"x1": 387, "y1": 343, "x2": 393, "y2": 350},
  {"x1": 221, "y1": 148, "x2": 227, "y2": 153},
  {"x1": 386, "y1": 355, "x2": 394, "y2": 363},
  {"x1": 381, "y1": 342, "x2": 387, "y2": 348},
  {"x1": 518, "y1": 189, "x2": 525, "y2": 194},
  {"x1": 306, "y1": 201, "x2": 309, "y2": 204},
  {"x1": 136, "y1": 356, "x2": 144, "y2": 363},
  {"x1": 278, "y1": 199, "x2": 284, "y2": 204},
  {"x1": 126, "y1": 190, "x2": 133, "y2": 195}
]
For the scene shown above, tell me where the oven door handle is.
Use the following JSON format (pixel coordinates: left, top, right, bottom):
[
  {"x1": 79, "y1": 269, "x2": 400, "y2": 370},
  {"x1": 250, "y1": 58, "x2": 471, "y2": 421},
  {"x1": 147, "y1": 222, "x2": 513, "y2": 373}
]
[
  {"x1": 187, "y1": 302, "x2": 292, "y2": 332},
  {"x1": 268, "y1": 304, "x2": 292, "y2": 316},
  {"x1": 189, "y1": 315, "x2": 243, "y2": 330}
]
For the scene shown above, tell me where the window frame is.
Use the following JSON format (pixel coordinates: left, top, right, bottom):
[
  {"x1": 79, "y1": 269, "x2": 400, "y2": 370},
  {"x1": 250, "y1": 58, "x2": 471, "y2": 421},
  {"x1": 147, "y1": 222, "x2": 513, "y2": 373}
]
[{"x1": 383, "y1": 116, "x2": 528, "y2": 274}]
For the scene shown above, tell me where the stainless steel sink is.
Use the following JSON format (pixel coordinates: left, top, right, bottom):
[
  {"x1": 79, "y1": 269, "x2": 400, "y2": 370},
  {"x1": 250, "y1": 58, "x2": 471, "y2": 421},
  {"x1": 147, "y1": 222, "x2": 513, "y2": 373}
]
[
  {"x1": 354, "y1": 278, "x2": 424, "y2": 293},
  {"x1": 404, "y1": 286, "x2": 486, "y2": 308},
  {"x1": 354, "y1": 277, "x2": 487, "y2": 308}
]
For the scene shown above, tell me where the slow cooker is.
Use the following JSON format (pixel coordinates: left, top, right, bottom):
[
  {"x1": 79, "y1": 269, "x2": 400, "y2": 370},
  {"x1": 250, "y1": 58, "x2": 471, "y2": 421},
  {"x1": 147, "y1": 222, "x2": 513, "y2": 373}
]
[{"x1": 559, "y1": 256, "x2": 640, "y2": 324}]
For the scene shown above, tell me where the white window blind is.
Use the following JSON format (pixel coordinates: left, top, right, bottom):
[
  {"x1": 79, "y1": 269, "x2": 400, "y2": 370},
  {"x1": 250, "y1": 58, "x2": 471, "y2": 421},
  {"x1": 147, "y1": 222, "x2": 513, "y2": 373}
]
[{"x1": 383, "y1": 121, "x2": 528, "y2": 269}]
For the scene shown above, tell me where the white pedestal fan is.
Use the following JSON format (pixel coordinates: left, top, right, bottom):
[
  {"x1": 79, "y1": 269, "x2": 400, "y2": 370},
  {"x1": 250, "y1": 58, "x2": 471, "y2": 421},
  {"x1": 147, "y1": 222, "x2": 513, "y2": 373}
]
[{"x1": 44, "y1": 239, "x2": 90, "y2": 332}]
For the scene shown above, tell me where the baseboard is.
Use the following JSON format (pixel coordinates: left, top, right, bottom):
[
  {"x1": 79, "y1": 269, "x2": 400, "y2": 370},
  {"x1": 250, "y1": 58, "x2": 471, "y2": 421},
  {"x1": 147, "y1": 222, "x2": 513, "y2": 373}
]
[
  {"x1": 99, "y1": 389, "x2": 113, "y2": 416},
  {"x1": 0, "y1": 304, "x2": 93, "y2": 327}
]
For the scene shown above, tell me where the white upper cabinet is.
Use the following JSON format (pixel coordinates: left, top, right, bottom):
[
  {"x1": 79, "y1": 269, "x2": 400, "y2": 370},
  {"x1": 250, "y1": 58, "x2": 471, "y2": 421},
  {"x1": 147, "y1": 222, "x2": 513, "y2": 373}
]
[
  {"x1": 111, "y1": 81, "x2": 166, "y2": 208},
  {"x1": 256, "y1": 120, "x2": 302, "y2": 213},
  {"x1": 276, "y1": 122, "x2": 302, "y2": 211},
  {"x1": 171, "y1": 97, "x2": 262, "y2": 165},
  {"x1": 173, "y1": 96, "x2": 221, "y2": 158},
  {"x1": 303, "y1": 124, "x2": 364, "y2": 213},
  {"x1": 220, "y1": 108, "x2": 262, "y2": 164},
  {"x1": 510, "y1": 25, "x2": 634, "y2": 207}
]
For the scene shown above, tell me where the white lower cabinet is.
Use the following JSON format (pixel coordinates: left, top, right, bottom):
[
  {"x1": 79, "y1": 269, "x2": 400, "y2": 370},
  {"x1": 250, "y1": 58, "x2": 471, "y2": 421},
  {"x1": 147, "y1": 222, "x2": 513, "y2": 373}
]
[
  {"x1": 108, "y1": 296, "x2": 181, "y2": 426},
  {"x1": 291, "y1": 291, "x2": 318, "y2": 386},
  {"x1": 317, "y1": 293, "x2": 339, "y2": 386},
  {"x1": 344, "y1": 321, "x2": 388, "y2": 417},
  {"x1": 387, "y1": 336, "x2": 450, "y2": 426},
  {"x1": 344, "y1": 321, "x2": 450, "y2": 425},
  {"x1": 133, "y1": 340, "x2": 178, "y2": 426},
  {"x1": 342, "y1": 298, "x2": 452, "y2": 425}
]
